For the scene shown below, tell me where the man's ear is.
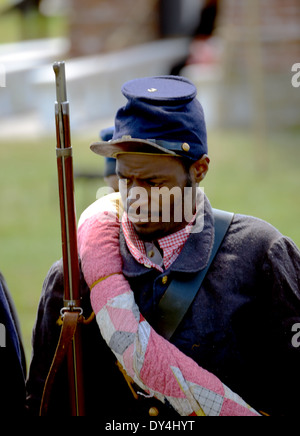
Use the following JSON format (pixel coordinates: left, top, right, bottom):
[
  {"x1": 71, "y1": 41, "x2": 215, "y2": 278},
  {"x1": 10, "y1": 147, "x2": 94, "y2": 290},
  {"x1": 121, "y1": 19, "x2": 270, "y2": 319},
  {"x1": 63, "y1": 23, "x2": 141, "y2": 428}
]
[{"x1": 190, "y1": 154, "x2": 210, "y2": 183}]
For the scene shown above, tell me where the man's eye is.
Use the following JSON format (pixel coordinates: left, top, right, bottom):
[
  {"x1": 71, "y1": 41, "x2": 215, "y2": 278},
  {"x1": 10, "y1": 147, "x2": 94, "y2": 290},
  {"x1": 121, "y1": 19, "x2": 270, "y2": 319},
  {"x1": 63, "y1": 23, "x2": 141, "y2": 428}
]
[{"x1": 148, "y1": 180, "x2": 163, "y2": 187}]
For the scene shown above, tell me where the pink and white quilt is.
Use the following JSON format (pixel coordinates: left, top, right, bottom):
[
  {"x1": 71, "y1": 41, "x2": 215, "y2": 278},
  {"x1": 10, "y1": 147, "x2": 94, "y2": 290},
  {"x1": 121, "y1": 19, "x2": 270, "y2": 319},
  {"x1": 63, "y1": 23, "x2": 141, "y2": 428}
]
[{"x1": 77, "y1": 194, "x2": 260, "y2": 416}]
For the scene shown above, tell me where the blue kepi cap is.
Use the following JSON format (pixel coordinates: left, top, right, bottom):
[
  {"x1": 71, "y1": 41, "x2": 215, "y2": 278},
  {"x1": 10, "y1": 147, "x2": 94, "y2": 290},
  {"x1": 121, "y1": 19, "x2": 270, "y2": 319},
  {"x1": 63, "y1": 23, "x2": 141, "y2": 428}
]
[{"x1": 91, "y1": 76, "x2": 207, "y2": 162}]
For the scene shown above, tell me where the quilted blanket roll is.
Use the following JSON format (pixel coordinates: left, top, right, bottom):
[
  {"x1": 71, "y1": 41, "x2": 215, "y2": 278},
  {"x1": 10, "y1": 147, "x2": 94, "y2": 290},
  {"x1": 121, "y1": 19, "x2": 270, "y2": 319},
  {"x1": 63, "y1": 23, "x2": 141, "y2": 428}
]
[{"x1": 78, "y1": 194, "x2": 260, "y2": 416}]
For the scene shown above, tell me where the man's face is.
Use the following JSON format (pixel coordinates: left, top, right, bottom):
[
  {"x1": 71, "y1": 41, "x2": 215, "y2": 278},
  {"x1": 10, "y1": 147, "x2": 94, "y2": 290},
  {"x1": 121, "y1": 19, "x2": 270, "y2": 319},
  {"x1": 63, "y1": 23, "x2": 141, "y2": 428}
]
[{"x1": 116, "y1": 153, "x2": 195, "y2": 240}]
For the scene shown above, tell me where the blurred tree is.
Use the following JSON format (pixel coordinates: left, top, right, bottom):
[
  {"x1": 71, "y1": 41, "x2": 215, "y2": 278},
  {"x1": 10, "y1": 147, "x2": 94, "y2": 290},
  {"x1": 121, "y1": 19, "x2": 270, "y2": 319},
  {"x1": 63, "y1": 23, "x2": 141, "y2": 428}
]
[
  {"x1": 1, "y1": 0, "x2": 42, "y2": 14},
  {"x1": 0, "y1": 0, "x2": 63, "y2": 40},
  {"x1": 168, "y1": 0, "x2": 220, "y2": 74}
]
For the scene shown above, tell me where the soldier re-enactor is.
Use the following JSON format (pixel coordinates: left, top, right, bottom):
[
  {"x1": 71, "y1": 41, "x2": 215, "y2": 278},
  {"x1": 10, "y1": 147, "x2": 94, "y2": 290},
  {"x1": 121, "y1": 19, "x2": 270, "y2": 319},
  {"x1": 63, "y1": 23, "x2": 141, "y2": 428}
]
[
  {"x1": 0, "y1": 272, "x2": 26, "y2": 415},
  {"x1": 26, "y1": 76, "x2": 300, "y2": 416}
]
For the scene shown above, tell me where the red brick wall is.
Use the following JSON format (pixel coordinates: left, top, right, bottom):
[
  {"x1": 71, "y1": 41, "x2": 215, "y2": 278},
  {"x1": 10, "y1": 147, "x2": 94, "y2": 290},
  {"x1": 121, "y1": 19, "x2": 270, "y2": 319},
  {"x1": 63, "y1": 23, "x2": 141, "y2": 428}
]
[
  {"x1": 215, "y1": 0, "x2": 300, "y2": 127},
  {"x1": 69, "y1": 0, "x2": 160, "y2": 57},
  {"x1": 216, "y1": 0, "x2": 300, "y2": 73}
]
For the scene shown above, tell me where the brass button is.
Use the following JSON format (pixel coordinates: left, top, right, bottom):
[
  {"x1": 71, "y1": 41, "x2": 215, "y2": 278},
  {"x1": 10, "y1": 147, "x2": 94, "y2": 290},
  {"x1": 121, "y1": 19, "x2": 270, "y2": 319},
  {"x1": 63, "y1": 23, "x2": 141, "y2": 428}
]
[
  {"x1": 162, "y1": 275, "x2": 168, "y2": 285},
  {"x1": 149, "y1": 407, "x2": 159, "y2": 417},
  {"x1": 182, "y1": 142, "x2": 190, "y2": 152},
  {"x1": 147, "y1": 250, "x2": 155, "y2": 258}
]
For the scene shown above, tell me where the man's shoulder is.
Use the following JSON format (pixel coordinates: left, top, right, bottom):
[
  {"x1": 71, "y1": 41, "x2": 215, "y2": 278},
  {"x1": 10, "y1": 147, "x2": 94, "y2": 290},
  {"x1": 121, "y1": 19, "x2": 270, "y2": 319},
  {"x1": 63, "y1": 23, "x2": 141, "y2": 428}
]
[
  {"x1": 43, "y1": 259, "x2": 64, "y2": 290},
  {"x1": 233, "y1": 212, "x2": 281, "y2": 231},
  {"x1": 227, "y1": 212, "x2": 284, "y2": 252}
]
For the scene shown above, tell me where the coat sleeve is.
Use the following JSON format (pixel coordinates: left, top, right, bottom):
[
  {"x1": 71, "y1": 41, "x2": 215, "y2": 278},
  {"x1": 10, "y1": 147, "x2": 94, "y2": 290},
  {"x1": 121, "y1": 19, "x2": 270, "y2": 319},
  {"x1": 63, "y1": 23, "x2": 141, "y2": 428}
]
[{"x1": 262, "y1": 235, "x2": 300, "y2": 415}]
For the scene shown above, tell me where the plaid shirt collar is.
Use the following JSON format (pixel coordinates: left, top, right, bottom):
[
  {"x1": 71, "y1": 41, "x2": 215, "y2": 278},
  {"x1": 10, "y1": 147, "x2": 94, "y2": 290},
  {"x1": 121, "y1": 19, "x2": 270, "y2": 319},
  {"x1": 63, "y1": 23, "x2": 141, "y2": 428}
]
[{"x1": 122, "y1": 212, "x2": 194, "y2": 272}]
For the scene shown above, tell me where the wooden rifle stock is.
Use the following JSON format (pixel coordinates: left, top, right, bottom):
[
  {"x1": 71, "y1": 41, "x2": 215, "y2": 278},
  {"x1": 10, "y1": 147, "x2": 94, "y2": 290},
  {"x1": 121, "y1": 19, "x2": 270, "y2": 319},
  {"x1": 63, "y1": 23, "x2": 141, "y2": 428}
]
[{"x1": 49, "y1": 61, "x2": 85, "y2": 415}]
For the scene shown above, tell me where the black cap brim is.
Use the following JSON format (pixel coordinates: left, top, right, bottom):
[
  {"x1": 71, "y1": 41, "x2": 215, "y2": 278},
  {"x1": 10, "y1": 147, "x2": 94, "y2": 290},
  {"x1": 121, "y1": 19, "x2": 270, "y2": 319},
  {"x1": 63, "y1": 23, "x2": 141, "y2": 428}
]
[{"x1": 90, "y1": 138, "x2": 180, "y2": 158}]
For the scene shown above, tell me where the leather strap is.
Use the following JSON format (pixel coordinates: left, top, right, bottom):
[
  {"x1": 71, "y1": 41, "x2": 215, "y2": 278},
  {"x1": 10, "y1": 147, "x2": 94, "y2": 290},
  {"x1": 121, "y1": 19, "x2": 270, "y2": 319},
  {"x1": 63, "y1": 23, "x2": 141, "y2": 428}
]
[
  {"x1": 156, "y1": 209, "x2": 234, "y2": 341},
  {"x1": 39, "y1": 311, "x2": 80, "y2": 416}
]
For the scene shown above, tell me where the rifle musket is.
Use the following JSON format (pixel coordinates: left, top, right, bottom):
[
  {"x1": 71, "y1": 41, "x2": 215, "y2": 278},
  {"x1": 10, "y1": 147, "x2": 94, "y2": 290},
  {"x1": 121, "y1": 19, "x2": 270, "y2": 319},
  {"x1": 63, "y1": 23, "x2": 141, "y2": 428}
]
[
  {"x1": 53, "y1": 61, "x2": 67, "y2": 104},
  {"x1": 56, "y1": 147, "x2": 73, "y2": 158},
  {"x1": 44, "y1": 60, "x2": 86, "y2": 416},
  {"x1": 60, "y1": 306, "x2": 83, "y2": 319}
]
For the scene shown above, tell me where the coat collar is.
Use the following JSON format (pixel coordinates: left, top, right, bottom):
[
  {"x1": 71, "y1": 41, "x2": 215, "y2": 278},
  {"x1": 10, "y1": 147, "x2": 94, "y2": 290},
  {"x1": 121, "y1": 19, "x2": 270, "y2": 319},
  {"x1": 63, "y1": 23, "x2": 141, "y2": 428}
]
[{"x1": 120, "y1": 193, "x2": 215, "y2": 276}]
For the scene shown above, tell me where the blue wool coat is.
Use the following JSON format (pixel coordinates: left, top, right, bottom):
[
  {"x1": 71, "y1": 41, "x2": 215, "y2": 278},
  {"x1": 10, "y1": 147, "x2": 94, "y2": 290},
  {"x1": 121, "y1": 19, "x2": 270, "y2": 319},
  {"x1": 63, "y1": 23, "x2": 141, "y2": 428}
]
[
  {"x1": 0, "y1": 273, "x2": 26, "y2": 415},
  {"x1": 26, "y1": 198, "x2": 300, "y2": 416}
]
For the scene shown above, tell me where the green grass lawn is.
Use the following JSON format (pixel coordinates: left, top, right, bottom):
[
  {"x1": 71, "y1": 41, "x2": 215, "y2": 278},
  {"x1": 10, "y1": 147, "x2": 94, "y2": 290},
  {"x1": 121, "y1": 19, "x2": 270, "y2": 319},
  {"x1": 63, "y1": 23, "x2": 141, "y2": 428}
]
[{"x1": 0, "y1": 127, "x2": 300, "y2": 368}]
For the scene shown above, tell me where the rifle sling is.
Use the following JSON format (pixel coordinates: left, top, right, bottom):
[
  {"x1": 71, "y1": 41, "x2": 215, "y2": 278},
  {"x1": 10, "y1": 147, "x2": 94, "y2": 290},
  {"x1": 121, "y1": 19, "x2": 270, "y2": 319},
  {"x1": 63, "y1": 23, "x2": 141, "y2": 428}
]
[
  {"x1": 155, "y1": 209, "x2": 234, "y2": 341},
  {"x1": 39, "y1": 311, "x2": 80, "y2": 416}
]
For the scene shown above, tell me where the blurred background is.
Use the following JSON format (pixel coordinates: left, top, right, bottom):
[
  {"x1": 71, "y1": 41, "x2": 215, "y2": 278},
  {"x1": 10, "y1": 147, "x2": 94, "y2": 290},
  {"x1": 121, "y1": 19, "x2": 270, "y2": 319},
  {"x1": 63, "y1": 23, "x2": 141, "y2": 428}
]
[{"x1": 0, "y1": 0, "x2": 299, "y2": 364}]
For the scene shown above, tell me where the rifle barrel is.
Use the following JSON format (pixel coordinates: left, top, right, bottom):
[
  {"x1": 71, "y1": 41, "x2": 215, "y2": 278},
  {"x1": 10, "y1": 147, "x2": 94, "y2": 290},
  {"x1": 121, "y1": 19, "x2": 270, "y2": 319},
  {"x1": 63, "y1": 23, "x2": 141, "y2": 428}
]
[
  {"x1": 53, "y1": 61, "x2": 85, "y2": 416},
  {"x1": 54, "y1": 61, "x2": 80, "y2": 306}
]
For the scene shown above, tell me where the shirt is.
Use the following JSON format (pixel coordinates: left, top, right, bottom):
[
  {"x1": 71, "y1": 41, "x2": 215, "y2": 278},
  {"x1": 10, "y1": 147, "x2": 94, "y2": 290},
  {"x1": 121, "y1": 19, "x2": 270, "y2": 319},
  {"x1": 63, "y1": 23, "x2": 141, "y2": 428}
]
[{"x1": 122, "y1": 211, "x2": 193, "y2": 272}]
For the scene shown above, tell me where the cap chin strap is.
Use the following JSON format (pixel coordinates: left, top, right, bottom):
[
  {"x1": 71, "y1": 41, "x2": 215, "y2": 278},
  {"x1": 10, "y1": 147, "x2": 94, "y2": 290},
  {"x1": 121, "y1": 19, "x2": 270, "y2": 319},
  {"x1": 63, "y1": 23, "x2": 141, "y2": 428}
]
[
  {"x1": 147, "y1": 139, "x2": 187, "y2": 150},
  {"x1": 112, "y1": 138, "x2": 199, "y2": 160}
]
